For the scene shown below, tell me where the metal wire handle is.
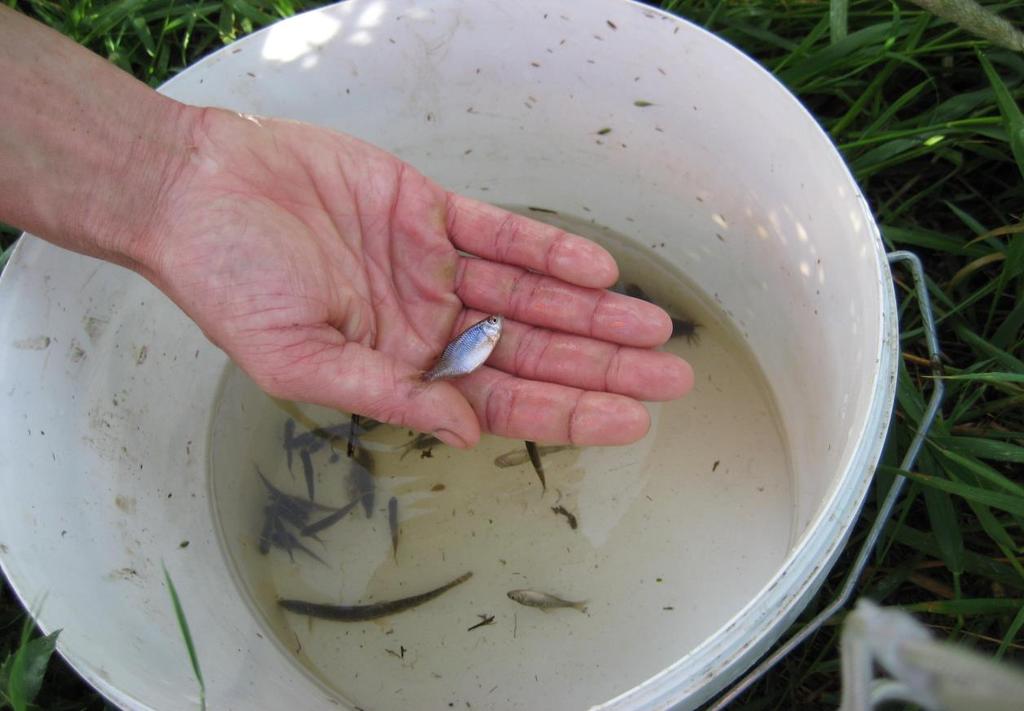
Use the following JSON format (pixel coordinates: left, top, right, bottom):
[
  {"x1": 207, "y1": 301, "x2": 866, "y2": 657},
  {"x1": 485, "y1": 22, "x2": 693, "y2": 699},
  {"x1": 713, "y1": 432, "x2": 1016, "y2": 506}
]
[{"x1": 708, "y1": 251, "x2": 945, "y2": 709}]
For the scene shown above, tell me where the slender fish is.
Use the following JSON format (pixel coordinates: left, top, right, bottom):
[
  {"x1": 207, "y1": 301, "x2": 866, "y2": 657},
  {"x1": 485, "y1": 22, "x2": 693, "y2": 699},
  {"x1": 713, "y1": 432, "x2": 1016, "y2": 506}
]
[
  {"x1": 507, "y1": 589, "x2": 587, "y2": 613},
  {"x1": 270, "y1": 517, "x2": 326, "y2": 565},
  {"x1": 493, "y1": 445, "x2": 570, "y2": 468},
  {"x1": 347, "y1": 446, "x2": 376, "y2": 518},
  {"x1": 284, "y1": 418, "x2": 296, "y2": 472},
  {"x1": 525, "y1": 441, "x2": 546, "y2": 491},
  {"x1": 388, "y1": 496, "x2": 400, "y2": 560},
  {"x1": 422, "y1": 315, "x2": 503, "y2": 381},
  {"x1": 300, "y1": 449, "x2": 315, "y2": 501},
  {"x1": 279, "y1": 572, "x2": 473, "y2": 622},
  {"x1": 300, "y1": 497, "x2": 362, "y2": 538},
  {"x1": 255, "y1": 466, "x2": 340, "y2": 521},
  {"x1": 347, "y1": 413, "x2": 360, "y2": 459},
  {"x1": 400, "y1": 432, "x2": 442, "y2": 460}
]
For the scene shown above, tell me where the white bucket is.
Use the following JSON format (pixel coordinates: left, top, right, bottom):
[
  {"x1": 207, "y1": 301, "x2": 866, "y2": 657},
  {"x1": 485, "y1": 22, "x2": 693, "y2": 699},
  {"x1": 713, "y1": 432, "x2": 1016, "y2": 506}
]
[{"x1": 0, "y1": 1, "x2": 897, "y2": 709}]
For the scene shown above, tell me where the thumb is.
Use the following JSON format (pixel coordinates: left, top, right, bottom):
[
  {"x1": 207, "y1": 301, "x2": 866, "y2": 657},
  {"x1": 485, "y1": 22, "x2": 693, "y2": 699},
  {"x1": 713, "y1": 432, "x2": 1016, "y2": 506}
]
[{"x1": 254, "y1": 335, "x2": 481, "y2": 448}]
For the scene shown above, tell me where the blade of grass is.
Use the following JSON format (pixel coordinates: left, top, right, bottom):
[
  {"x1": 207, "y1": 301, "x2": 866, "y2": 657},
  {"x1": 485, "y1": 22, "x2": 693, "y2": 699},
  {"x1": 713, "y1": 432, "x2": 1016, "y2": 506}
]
[
  {"x1": 890, "y1": 525, "x2": 1024, "y2": 589},
  {"x1": 934, "y1": 436, "x2": 1024, "y2": 463},
  {"x1": 830, "y1": 0, "x2": 849, "y2": 44},
  {"x1": 996, "y1": 604, "x2": 1024, "y2": 660},
  {"x1": 978, "y1": 49, "x2": 1024, "y2": 180},
  {"x1": 162, "y1": 563, "x2": 206, "y2": 711},
  {"x1": 886, "y1": 466, "x2": 1024, "y2": 517}
]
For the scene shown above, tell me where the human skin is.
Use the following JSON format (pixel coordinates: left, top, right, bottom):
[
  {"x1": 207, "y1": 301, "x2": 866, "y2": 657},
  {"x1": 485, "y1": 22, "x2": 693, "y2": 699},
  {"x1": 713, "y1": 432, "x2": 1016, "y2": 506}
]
[{"x1": 0, "y1": 6, "x2": 693, "y2": 448}]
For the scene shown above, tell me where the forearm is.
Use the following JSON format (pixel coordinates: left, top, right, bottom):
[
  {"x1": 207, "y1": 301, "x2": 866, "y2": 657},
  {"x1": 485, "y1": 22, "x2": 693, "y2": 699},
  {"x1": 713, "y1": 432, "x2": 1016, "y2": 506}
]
[{"x1": 0, "y1": 6, "x2": 195, "y2": 271}]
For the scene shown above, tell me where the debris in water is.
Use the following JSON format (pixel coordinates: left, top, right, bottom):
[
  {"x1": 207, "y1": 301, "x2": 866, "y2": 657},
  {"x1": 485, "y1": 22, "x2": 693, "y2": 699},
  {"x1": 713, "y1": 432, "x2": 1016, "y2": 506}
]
[
  {"x1": 467, "y1": 614, "x2": 496, "y2": 631},
  {"x1": 551, "y1": 505, "x2": 578, "y2": 530}
]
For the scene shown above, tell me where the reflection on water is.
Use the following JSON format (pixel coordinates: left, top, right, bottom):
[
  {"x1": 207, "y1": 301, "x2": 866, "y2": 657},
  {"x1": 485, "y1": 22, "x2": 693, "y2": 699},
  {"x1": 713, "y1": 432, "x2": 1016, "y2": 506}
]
[{"x1": 209, "y1": 211, "x2": 793, "y2": 710}]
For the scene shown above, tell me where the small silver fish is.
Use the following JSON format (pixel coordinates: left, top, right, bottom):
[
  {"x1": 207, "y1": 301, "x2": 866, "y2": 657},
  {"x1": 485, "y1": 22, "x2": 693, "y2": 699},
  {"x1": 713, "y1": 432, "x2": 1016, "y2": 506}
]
[
  {"x1": 507, "y1": 589, "x2": 587, "y2": 613},
  {"x1": 422, "y1": 315, "x2": 503, "y2": 381}
]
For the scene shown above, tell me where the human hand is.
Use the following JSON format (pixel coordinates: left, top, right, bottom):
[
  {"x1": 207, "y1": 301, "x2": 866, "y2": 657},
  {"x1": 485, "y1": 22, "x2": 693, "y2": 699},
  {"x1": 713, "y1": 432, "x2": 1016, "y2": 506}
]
[{"x1": 139, "y1": 108, "x2": 693, "y2": 447}]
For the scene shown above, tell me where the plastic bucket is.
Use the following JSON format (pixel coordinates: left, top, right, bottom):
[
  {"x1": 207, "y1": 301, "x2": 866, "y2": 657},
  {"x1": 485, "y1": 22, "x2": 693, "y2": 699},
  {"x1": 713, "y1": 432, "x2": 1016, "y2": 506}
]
[{"x1": 0, "y1": 1, "x2": 897, "y2": 708}]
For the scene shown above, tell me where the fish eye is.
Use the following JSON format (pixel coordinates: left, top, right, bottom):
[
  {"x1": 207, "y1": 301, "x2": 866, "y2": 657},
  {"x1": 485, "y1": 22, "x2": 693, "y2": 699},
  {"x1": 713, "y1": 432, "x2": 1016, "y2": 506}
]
[{"x1": 488, "y1": 316, "x2": 499, "y2": 324}]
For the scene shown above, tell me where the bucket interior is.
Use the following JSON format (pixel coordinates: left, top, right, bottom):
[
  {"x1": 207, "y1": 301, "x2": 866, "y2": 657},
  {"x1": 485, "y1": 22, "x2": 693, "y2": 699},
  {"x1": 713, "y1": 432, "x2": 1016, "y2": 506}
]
[{"x1": 0, "y1": 2, "x2": 894, "y2": 709}]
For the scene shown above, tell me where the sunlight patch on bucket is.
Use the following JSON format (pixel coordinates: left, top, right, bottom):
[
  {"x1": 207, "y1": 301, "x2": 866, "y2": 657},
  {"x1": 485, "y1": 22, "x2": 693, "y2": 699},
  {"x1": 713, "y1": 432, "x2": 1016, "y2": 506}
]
[{"x1": 261, "y1": 14, "x2": 341, "y2": 63}]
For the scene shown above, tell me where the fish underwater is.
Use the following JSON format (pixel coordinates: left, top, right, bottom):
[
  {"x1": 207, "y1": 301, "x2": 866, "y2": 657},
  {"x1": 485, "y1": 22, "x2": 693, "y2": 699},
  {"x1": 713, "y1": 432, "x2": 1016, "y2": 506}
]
[
  {"x1": 279, "y1": 572, "x2": 473, "y2": 622},
  {"x1": 388, "y1": 496, "x2": 399, "y2": 560},
  {"x1": 507, "y1": 589, "x2": 587, "y2": 613},
  {"x1": 493, "y1": 444, "x2": 570, "y2": 468},
  {"x1": 422, "y1": 315, "x2": 503, "y2": 381},
  {"x1": 347, "y1": 446, "x2": 376, "y2": 518},
  {"x1": 525, "y1": 440, "x2": 546, "y2": 491}
]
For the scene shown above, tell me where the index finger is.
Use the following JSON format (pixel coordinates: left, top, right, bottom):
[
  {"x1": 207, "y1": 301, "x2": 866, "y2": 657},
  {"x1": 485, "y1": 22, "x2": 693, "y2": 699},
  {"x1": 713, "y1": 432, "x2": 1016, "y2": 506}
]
[{"x1": 445, "y1": 193, "x2": 618, "y2": 289}]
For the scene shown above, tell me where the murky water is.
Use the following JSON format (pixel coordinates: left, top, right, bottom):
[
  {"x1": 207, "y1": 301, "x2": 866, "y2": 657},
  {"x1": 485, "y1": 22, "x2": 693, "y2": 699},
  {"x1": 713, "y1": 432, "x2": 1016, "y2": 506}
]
[{"x1": 209, "y1": 211, "x2": 794, "y2": 710}]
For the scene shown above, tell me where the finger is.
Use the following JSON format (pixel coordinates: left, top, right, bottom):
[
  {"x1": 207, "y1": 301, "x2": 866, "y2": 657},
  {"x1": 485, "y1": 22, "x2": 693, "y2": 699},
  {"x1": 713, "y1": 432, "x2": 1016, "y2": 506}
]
[
  {"x1": 445, "y1": 194, "x2": 618, "y2": 289},
  {"x1": 451, "y1": 311, "x2": 693, "y2": 400},
  {"x1": 455, "y1": 367, "x2": 650, "y2": 445},
  {"x1": 456, "y1": 258, "x2": 672, "y2": 347},
  {"x1": 247, "y1": 327, "x2": 480, "y2": 448}
]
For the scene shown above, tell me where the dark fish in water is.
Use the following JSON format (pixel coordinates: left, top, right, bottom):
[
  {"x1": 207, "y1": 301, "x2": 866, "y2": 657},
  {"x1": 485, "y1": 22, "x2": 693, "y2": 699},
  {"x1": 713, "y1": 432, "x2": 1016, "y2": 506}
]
[
  {"x1": 290, "y1": 424, "x2": 347, "y2": 455},
  {"x1": 422, "y1": 315, "x2": 503, "y2": 381},
  {"x1": 257, "y1": 510, "x2": 274, "y2": 554},
  {"x1": 284, "y1": 418, "x2": 296, "y2": 472},
  {"x1": 347, "y1": 413, "x2": 360, "y2": 458},
  {"x1": 300, "y1": 496, "x2": 362, "y2": 538},
  {"x1": 300, "y1": 449, "x2": 315, "y2": 501},
  {"x1": 388, "y1": 496, "x2": 399, "y2": 561},
  {"x1": 267, "y1": 498, "x2": 313, "y2": 532},
  {"x1": 507, "y1": 589, "x2": 587, "y2": 613},
  {"x1": 400, "y1": 432, "x2": 442, "y2": 460},
  {"x1": 494, "y1": 445, "x2": 570, "y2": 468},
  {"x1": 360, "y1": 418, "x2": 383, "y2": 432},
  {"x1": 347, "y1": 446, "x2": 376, "y2": 518},
  {"x1": 623, "y1": 283, "x2": 653, "y2": 303},
  {"x1": 671, "y1": 317, "x2": 702, "y2": 345},
  {"x1": 270, "y1": 517, "x2": 326, "y2": 565},
  {"x1": 255, "y1": 466, "x2": 341, "y2": 524},
  {"x1": 279, "y1": 572, "x2": 473, "y2": 622},
  {"x1": 616, "y1": 284, "x2": 700, "y2": 344},
  {"x1": 525, "y1": 441, "x2": 546, "y2": 491}
]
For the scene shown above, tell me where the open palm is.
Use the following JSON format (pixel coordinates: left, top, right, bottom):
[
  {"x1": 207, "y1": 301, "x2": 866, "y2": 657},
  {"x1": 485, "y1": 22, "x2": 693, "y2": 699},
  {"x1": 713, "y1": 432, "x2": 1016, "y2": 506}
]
[{"x1": 144, "y1": 108, "x2": 692, "y2": 447}]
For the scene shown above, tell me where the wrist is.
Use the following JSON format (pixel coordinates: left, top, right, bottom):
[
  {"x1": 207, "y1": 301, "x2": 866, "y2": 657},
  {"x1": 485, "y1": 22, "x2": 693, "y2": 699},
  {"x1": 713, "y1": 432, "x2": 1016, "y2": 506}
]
[
  {"x1": 0, "y1": 7, "x2": 198, "y2": 276},
  {"x1": 88, "y1": 97, "x2": 200, "y2": 277}
]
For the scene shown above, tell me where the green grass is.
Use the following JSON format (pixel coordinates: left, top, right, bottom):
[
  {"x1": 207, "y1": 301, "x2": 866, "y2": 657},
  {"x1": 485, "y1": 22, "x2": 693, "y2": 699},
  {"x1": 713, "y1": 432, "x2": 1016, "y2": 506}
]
[
  {"x1": 162, "y1": 564, "x2": 205, "y2": 711},
  {"x1": 2, "y1": 0, "x2": 1024, "y2": 708}
]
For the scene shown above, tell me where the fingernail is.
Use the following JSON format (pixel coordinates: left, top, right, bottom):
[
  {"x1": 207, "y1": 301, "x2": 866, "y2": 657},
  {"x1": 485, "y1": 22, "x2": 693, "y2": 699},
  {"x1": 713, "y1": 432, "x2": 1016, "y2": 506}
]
[{"x1": 433, "y1": 428, "x2": 469, "y2": 449}]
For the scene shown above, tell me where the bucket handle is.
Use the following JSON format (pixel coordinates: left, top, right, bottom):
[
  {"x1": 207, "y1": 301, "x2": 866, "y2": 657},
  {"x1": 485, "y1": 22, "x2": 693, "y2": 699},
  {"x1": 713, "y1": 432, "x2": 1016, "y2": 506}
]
[{"x1": 708, "y1": 251, "x2": 945, "y2": 709}]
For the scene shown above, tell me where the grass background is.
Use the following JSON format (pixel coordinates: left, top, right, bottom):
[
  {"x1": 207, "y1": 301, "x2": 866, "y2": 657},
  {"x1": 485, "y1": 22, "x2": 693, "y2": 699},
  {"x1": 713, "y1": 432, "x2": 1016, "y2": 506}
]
[{"x1": 2, "y1": 0, "x2": 1023, "y2": 708}]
